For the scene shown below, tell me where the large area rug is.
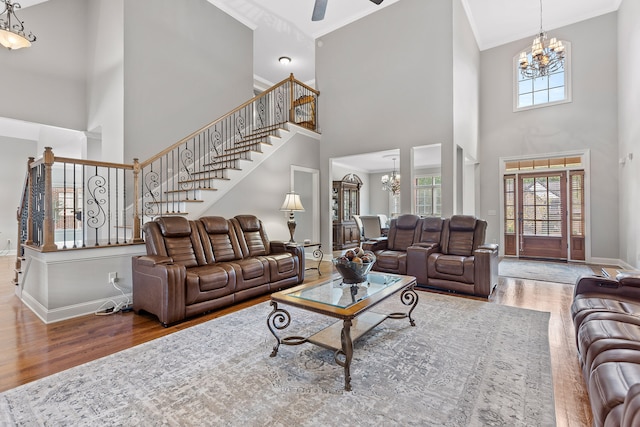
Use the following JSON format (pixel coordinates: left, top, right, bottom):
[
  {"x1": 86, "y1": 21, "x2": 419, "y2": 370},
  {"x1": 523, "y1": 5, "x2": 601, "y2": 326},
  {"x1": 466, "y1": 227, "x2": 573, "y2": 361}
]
[
  {"x1": 0, "y1": 293, "x2": 555, "y2": 426},
  {"x1": 499, "y1": 258, "x2": 594, "y2": 284}
]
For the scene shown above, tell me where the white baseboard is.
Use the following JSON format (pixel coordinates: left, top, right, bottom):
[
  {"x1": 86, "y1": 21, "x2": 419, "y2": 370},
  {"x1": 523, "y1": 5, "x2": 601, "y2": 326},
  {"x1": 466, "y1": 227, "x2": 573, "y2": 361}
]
[
  {"x1": 590, "y1": 257, "x2": 635, "y2": 270},
  {"x1": 21, "y1": 290, "x2": 133, "y2": 324}
]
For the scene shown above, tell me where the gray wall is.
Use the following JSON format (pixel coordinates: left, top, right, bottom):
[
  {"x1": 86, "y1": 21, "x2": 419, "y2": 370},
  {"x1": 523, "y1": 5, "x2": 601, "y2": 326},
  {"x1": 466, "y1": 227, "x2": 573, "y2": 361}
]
[
  {"x1": 618, "y1": 0, "x2": 640, "y2": 267},
  {"x1": 0, "y1": 0, "x2": 87, "y2": 130},
  {"x1": 316, "y1": 0, "x2": 455, "y2": 251},
  {"x1": 452, "y1": 0, "x2": 480, "y2": 215},
  {"x1": 200, "y1": 133, "x2": 320, "y2": 243},
  {"x1": 86, "y1": 0, "x2": 124, "y2": 163},
  {"x1": 479, "y1": 13, "x2": 619, "y2": 259},
  {"x1": 123, "y1": 0, "x2": 254, "y2": 163},
  {"x1": 0, "y1": 136, "x2": 37, "y2": 249}
]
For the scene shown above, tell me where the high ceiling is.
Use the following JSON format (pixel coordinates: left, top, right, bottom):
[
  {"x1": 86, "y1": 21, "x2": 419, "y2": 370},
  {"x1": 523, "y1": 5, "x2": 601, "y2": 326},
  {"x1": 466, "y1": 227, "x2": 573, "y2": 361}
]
[
  {"x1": 14, "y1": 0, "x2": 622, "y2": 170},
  {"x1": 208, "y1": 0, "x2": 622, "y2": 85},
  {"x1": 18, "y1": 0, "x2": 622, "y2": 85}
]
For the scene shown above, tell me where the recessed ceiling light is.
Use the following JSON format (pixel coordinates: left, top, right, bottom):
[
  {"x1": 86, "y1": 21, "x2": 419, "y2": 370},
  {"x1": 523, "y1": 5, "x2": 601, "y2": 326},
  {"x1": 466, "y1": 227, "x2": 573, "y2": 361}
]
[{"x1": 279, "y1": 56, "x2": 291, "y2": 65}]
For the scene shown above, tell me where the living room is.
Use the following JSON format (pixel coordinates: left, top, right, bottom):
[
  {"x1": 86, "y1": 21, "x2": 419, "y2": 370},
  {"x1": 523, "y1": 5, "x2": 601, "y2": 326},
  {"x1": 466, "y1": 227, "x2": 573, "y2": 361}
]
[{"x1": 0, "y1": 0, "x2": 638, "y2": 425}]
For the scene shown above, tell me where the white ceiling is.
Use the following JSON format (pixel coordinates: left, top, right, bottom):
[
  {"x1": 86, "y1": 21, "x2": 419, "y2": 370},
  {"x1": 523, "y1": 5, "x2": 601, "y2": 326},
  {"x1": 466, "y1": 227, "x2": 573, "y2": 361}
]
[
  {"x1": 207, "y1": 0, "x2": 622, "y2": 86},
  {"x1": 333, "y1": 145, "x2": 442, "y2": 174}
]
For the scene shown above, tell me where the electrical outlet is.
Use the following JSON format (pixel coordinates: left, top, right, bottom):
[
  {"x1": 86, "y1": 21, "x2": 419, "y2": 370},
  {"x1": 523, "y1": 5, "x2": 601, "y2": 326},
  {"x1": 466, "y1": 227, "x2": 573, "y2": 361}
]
[{"x1": 108, "y1": 272, "x2": 117, "y2": 283}]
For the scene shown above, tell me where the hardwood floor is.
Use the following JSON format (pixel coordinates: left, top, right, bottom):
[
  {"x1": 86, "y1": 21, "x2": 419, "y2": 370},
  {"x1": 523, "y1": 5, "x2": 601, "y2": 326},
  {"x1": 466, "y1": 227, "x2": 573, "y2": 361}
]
[{"x1": 0, "y1": 255, "x2": 591, "y2": 426}]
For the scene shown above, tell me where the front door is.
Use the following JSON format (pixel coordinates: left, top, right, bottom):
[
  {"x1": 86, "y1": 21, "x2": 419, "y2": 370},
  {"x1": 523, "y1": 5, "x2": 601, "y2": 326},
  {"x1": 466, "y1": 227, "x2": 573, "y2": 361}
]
[{"x1": 518, "y1": 172, "x2": 567, "y2": 260}]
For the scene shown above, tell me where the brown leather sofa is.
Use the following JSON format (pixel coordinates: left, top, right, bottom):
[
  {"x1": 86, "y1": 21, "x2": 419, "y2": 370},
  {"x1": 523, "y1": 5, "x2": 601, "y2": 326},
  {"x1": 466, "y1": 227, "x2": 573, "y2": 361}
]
[
  {"x1": 132, "y1": 215, "x2": 304, "y2": 326},
  {"x1": 571, "y1": 273, "x2": 640, "y2": 426},
  {"x1": 363, "y1": 214, "x2": 498, "y2": 297},
  {"x1": 364, "y1": 214, "x2": 421, "y2": 275}
]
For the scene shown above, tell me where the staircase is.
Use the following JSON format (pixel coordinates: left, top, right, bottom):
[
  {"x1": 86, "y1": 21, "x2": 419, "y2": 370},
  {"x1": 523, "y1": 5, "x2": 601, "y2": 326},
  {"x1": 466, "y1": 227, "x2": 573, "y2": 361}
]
[
  {"x1": 145, "y1": 122, "x2": 319, "y2": 220},
  {"x1": 16, "y1": 73, "x2": 319, "y2": 258}
]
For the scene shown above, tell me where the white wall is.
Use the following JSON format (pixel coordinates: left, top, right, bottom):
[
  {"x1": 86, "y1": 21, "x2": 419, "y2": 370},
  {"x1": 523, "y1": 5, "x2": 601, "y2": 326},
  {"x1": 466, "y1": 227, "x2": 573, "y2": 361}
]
[
  {"x1": 0, "y1": 136, "x2": 37, "y2": 249},
  {"x1": 618, "y1": 0, "x2": 640, "y2": 267},
  {"x1": 123, "y1": 0, "x2": 255, "y2": 163},
  {"x1": 200, "y1": 133, "x2": 320, "y2": 243},
  {"x1": 86, "y1": 0, "x2": 124, "y2": 163},
  {"x1": 0, "y1": 0, "x2": 87, "y2": 130},
  {"x1": 453, "y1": 0, "x2": 480, "y2": 216},
  {"x1": 479, "y1": 13, "x2": 619, "y2": 260},
  {"x1": 316, "y1": 0, "x2": 455, "y2": 251}
]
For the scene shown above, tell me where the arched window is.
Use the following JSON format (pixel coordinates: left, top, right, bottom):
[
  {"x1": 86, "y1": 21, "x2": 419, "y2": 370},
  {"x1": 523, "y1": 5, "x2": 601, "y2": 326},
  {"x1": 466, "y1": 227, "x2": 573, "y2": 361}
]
[{"x1": 513, "y1": 41, "x2": 572, "y2": 111}]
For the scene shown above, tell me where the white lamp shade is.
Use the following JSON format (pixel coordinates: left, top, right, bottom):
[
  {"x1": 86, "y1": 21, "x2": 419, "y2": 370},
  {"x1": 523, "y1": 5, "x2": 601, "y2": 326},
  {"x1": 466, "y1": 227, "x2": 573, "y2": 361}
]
[
  {"x1": 0, "y1": 28, "x2": 31, "y2": 50},
  {"x1": 280, "y1": 192, "x2": 305, "y2": 212}
]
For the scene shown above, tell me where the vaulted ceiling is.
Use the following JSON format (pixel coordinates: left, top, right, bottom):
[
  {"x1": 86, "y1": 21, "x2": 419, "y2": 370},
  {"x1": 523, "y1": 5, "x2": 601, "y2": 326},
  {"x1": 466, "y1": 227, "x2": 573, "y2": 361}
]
[
  {"x1": 208, "y1": 0, "x2": 621, "y2": 85},
  {"x1": 17, "y1": 0, "x2": 621, "y2": 85}
]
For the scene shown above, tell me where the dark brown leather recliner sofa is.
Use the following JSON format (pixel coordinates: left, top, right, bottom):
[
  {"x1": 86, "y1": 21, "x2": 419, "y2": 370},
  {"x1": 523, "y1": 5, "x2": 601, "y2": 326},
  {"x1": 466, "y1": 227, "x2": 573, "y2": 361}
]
[
  {"x1": 132, "y1": 214, "x2": 304, "y2": 326},
  {"x1": 571, "y1": 273, "x2": 640, "y2": 426},
  {"x1": 363, "y1": 214, "x2": 498, "y2": 297}
]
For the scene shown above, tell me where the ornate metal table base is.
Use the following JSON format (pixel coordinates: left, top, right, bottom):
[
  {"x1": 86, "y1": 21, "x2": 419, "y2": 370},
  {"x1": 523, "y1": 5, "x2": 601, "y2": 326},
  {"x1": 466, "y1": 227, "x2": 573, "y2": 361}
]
[
  {"x1": 267, "y1": 286, "x2": 418, "y2": 391},
  {"x1": 303, "y1": 242, "x2": 323, "y2": 275}
]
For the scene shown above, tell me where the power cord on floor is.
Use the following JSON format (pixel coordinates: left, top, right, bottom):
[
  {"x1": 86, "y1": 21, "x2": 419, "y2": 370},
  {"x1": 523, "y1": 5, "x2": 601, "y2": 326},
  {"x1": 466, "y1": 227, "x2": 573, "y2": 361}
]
[{"x1": 94, "y1": 275, "x2": 132, "y2": 316}]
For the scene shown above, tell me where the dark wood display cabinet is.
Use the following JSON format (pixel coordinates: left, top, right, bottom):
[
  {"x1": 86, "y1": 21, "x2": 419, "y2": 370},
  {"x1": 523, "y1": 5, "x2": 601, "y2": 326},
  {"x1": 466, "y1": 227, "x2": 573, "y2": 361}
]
[{"x1": 332, "y1": 174, "x2": 362, "y2": 251}]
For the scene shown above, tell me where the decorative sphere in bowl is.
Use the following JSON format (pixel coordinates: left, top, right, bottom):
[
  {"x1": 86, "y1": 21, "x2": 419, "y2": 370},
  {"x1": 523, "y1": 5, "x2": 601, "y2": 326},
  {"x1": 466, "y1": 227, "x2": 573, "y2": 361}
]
[{"x1": 332, "y1": 250, "x2": 376, "y2": 284}]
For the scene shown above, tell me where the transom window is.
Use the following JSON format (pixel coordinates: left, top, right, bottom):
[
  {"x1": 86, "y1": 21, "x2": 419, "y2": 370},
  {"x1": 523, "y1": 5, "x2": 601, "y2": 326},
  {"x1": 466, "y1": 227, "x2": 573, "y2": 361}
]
[
  {"x1": 414, "y1": 175, "x2": 441, "y2": 216},
  {"x1": 513, "y1": 41, "x2": 571, "y2": 111}
]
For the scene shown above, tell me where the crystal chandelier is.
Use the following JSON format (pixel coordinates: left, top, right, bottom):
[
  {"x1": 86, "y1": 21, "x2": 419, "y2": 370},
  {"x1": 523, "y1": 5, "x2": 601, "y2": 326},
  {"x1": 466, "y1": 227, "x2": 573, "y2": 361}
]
[
  {"x1": 0, "y1": 0, "x2": 36, "y2": 50},
  {"x1": 381, "y1": 158, "x2": 400, "y2": 195},
  {"x1": 518, "y1": 0, "x2": 565, "y2": 79}
]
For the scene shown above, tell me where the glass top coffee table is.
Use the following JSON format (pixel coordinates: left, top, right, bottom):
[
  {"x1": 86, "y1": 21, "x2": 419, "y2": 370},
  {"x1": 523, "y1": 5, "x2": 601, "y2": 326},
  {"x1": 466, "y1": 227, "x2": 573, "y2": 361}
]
[{"x1": 267, "y1": 272, "x2": 418, "y2": 391}]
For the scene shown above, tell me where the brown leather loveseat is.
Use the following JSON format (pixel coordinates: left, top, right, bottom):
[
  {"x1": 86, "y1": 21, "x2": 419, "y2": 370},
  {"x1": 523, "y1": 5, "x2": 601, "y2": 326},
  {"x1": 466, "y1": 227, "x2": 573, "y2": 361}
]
[
  {"x1": 571, "y1": 273, "x2": 640, "y2": 426},
  {"x1": 132, "y1": 215, "x2": 304, "y2": 326},
  {"x1": 363, "y1": 214, "x2": 498, "y2": 297}
]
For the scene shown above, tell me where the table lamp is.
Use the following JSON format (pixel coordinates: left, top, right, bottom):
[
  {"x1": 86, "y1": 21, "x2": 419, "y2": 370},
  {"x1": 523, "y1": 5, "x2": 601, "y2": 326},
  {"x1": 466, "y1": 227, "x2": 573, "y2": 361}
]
[{"x1": 280, "y1": 192, "x2": 305, "y2": 243}]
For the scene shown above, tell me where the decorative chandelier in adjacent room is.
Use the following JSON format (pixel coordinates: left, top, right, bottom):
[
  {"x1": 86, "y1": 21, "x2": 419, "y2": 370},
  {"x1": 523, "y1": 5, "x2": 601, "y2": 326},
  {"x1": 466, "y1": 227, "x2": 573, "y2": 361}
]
[
  {"x1": 0, "y1": 0, "x2": 36, "y2": 50},
  {"x1": 381, "y1": 158, "x2": 400, "y2": 195},
  {"x1": 518, "y1": 0, "x2": 565, "y2": 79}
]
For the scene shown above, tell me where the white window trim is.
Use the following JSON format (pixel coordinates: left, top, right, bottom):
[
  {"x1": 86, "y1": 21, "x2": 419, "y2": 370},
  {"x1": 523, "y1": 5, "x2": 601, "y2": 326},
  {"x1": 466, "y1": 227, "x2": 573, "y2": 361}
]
[
  {"x1": 414, "y1": 174, "x2": 441, "y2": 217},
  {"x1": 512, "y1": 41, "x2": 572, "y2": 112},
  {"x1": 498, "y1": 149, "x2": 591, "y2": 262}
]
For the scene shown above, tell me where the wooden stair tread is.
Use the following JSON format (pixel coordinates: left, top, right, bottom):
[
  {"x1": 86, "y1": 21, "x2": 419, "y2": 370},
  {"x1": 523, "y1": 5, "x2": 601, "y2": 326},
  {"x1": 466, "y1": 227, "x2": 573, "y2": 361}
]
[
  {"x1": 164, "y1": 188, "x2": 219, "y2": 194},
  {"x1": 203, "y1": 158, "x2": 253, "y2": 168},
  {"x1": 178, "y1": 176, "x2": 230, "y2": 184},
  {"x1": 147, "y1": 199, "x2": 204, "y2": 204}
]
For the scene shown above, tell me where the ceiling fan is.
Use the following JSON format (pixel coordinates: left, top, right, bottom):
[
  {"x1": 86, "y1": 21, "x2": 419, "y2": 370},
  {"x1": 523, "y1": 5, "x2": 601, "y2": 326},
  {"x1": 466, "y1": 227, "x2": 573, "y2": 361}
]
[{"x1": 312, "y1": 0, "x2": 384, "y2": 22}]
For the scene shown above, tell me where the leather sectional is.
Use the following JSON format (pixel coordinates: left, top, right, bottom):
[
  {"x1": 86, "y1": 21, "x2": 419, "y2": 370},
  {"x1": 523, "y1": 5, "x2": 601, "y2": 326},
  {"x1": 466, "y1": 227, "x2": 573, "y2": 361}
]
[
  {"x1": 571, "y1": 273, "x2": 640, "y2": 426},
  {"x1": 362, "y1": 214, "x2": 499, "y2": 297},
  {"x1": 132, "y1": 215, "x2": 304, "y2": 326}
]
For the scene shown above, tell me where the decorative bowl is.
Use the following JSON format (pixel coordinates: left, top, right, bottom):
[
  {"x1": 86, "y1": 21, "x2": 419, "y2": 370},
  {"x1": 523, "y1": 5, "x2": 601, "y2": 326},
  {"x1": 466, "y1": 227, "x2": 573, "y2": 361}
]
[{"x1": 332, "y1": 251, "x2": 376, "y2": 284}]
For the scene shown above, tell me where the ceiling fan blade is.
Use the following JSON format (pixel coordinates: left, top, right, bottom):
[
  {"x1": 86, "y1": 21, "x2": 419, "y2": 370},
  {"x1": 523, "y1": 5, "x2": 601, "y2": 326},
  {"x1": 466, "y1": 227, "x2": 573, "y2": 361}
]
[
  {"x1": 370, "y1": 0, "x2": 384, "y2": 5},
  {"x1": 312, "y1": 0, "x2": 328, "y2": 21}
]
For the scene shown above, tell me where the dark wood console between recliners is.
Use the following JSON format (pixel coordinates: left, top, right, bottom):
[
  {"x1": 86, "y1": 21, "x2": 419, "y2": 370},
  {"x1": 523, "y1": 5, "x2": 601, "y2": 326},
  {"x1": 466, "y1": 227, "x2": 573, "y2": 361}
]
[
  {"x1": 132, "y1": 215, "x2": 305, "y2": 326},
  {"x1": 362, "y1": 214, "x2": 499, "y2": 297}
]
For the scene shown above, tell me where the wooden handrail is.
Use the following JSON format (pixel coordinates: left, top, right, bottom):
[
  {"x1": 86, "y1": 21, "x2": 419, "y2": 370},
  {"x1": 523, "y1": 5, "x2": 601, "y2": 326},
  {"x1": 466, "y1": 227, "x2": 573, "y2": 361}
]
[
  {"x1": 52, "y1": 157, "x2": 134, "y2": 170},
  {"x1": 289, "y1": 73, "x2": 320, "y2": 95}
]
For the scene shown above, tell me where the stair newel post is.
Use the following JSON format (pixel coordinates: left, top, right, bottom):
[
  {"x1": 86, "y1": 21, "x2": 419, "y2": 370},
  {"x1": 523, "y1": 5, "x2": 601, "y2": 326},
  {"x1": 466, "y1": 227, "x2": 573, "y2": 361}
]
[
  {"x1": 132, "y1": 158, "x2": 143, "y2": 243},
  {"x1": 24, "y1": 156, "x2": 35, "y2": 247},
  {"x1": 289, "y1": 73, "x2": 295, "y2": 123},
  {"x1": 41, "y1": 147, "x2": 57, "y2": 252}
]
